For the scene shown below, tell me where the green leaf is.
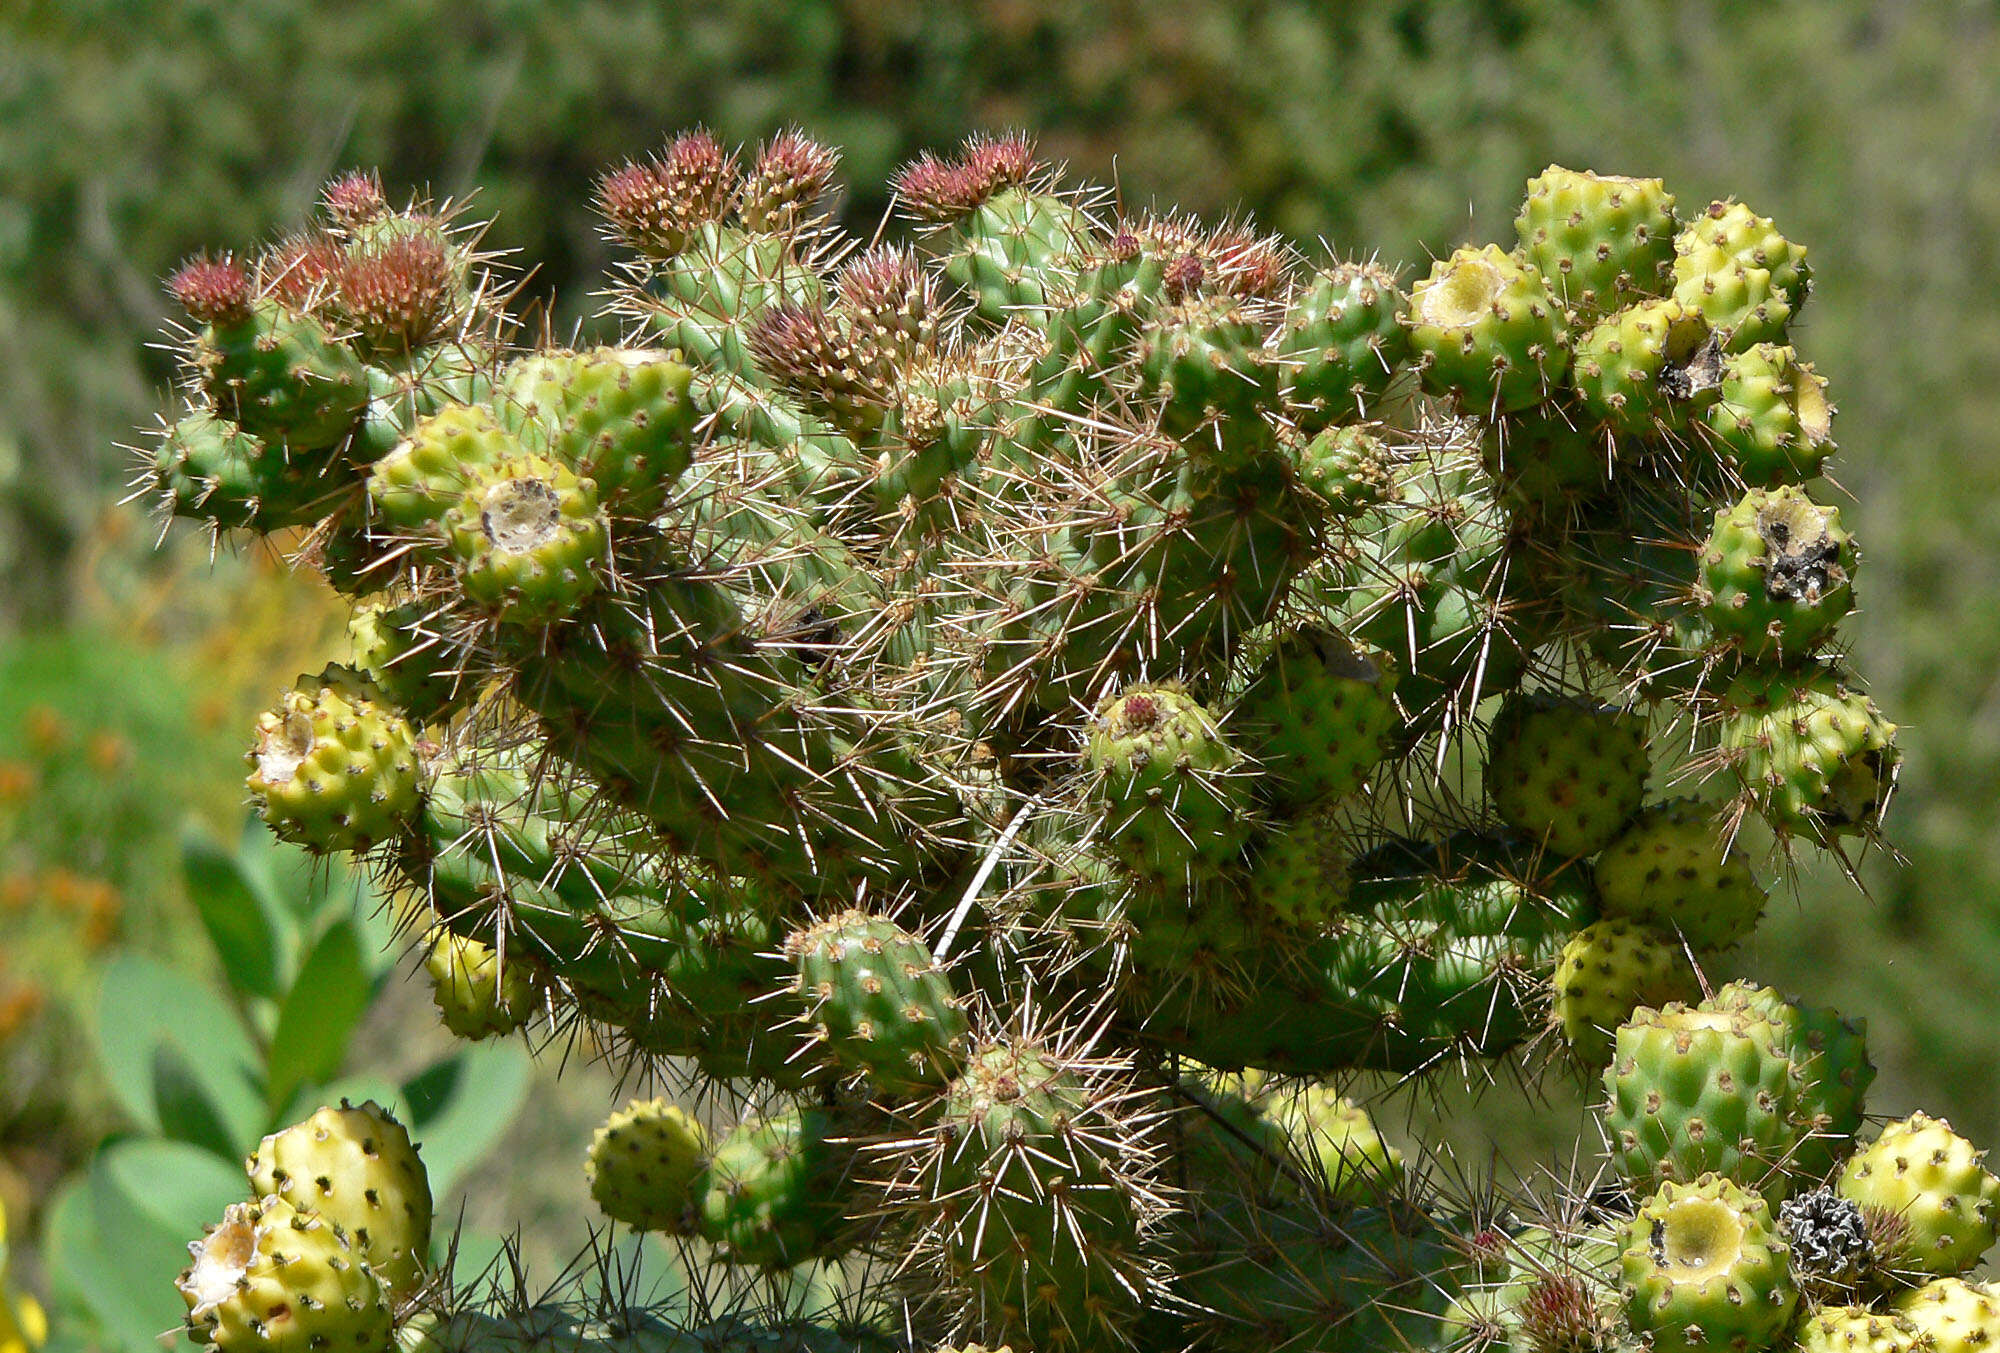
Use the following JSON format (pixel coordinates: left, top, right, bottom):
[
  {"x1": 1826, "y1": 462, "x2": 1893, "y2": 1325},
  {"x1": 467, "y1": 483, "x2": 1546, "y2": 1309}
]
[
  {"x1": 94, "y1": 953, "x2": 263, "y2": 1148},
  {"x1": 152, "y1": 1041, "x2": 257, "y2": 1163},
  {"x1": 265, "y1": 917, "x2": 373, "y2": 1117},
  {"x1": 399, "y1": 1042, "x2": 531, "y2": 1197},
  {"x1": 182, "y1": 827, "x2": 285, "y2": 1002},
  {"x1": 99, "y1": 1138, "x2": 247, "y2": 1241},
  {"x1": 84, "y1": 1143, "x2": 245, "y2": 1349}
]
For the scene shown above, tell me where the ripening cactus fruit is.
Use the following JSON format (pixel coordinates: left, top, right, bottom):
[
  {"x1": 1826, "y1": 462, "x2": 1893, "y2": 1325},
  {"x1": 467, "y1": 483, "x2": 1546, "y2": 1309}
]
[
  {"x1": 1698, "y1": 486, "x2": 1857, "y2": 661},
  {"x1": 244, "y1": 666, "x2": 421, "y2": 854},
  {"x1": 1672, "y1": 201, "x2": 1810, "y2": 352},
  {"x1": 1593, "y1": 800, "x2": 1767, "y2": 952},
  {"x1": 1838, "y1": 1113, "x2": 2000, "y2": 1278},
  {"x1": 1620, "y1": 1174, "x2": 1798, "y2": 1353},
  {"x1": 1484, "y1": 692, "x2": 1649, "y2": 858},
  {"x1": 247, "y1": 1100, "x2": 433, "y2": 1300},
  {"x1": 783, "y1": 910, "x2": 969, "y2": 1093},
  {"x1": 586, "y1": 1099, "x2": 708, "y2": 1234},
  {"x1": 1515, "y1": 166, "x2": 1678, "y2": 318},
  {"x1": 1407, "y1": 243, "x2": 1571, "y2": 414},
  {"x1": 423, "y1": 929, "x2": 542, "y2": 1040},
  {"x1": 179, "y1": 1197, "x2": 392, "y2": 1353}
]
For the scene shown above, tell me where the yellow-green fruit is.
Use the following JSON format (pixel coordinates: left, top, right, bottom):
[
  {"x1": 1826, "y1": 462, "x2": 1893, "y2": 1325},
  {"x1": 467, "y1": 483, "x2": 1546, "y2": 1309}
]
[
  {"x1": 423, "y1": 929, "x2": 542, "y2": 1040},
  {"x1": 1551, "y1": 918, "x2": 1699, "y2": 1066},
  {"x1": 1698, "y1": 487, "x2": 1856, "y2": 662},
  {"x1": 1795, "y1": 1308, "x2": 1926, "y2": 1353},
  {"x1": 1408, "y1": 244, "x2": 1571, "y2": 414},
  {"x1": 245, "y1": 665, "x2": 421, "y2": 854},
  {"x1": 1704, "y1": 343, "x2": 1836, "y2": 486},
  {"x1": 1484, "y1": 692, "x2": 1649, "y2": 859},
  {"x1": 445, "y1": 454, "x2": 607, "y2": 622},
  {"x1": 349, "y1": 601, "x2": 468, "y2": 728},
  {"x1": 1571, "y1": 298, "x2": 1720, "y2": 435},
  {"x1": 1672, "y1": 201, "x2": 1809, "y2": 352},
  {"x1": 179, "y1": 1197, "x2": 392, "y2": 1353},
  {"x1": 368, "y1": 403, "x2": 520, "y2": 531},
  {"x1": 1244, "y1": 811, "x2": 1351, "y2": 930},
  {"x1": 248, "y1": 1100, "x2": 432, "y2": 1300},
  {"x1": 1719, "y1": 666, "x2": 1899, "y2": 842},
  {"x1": 1620, "y1": 1174, "x2": 1797, "y2": 1353},
  {"x1": 1838, "y1": 1113, "x2": 2000, "y2": 1277},
  {"x1": 586, "y1": 1099, "x2": 708, "y2": 1235},
  {"x1": 1516, "y1": 167, "x2": 1678, "y2": 318},
  {"x1": 1894, "y1": 1278, "x2": 2000, "y2": 1353}
]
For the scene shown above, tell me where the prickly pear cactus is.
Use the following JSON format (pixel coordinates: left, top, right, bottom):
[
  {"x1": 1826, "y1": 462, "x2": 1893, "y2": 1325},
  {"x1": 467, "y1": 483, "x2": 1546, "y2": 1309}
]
[{"x1": 145, "y1": 134, "x2": 1983, "y2": 1353}]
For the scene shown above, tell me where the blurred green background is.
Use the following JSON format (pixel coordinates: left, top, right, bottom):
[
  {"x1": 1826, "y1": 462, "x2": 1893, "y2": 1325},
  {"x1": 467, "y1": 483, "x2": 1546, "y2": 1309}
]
[{"x1": 2, "y1": 0, "x2": 1997, "y2": 1342}]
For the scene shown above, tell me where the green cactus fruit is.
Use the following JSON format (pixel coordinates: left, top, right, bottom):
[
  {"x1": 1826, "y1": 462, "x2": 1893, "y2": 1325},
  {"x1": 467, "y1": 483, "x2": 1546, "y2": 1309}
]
[
  {"x1": 1292, "y1": 424, "x2": 1399, "y2": 519},
  {"x1": 1272, "y1": 1087, "x2": 1404, "y2": 1202},
  {"x1": 1551, "y1": 918, "x2": 1700, "y2": 1067},
  {"x1": 1620, "y1": 1174, "x2": 1798, "y2": 1353},
  {"x1": 1795, "y1": 1308, "x2": 1926, "y2": 1353},
  {"x1": 444, "y1": 454, "x2": 607, "y2": 622},
  {"x1": 1708, "y1": 983, "x2": 1874, "y2": 1182},
  {"x1": 1085, "y1": 683, "x2": 1253, "y2": 885},
  {"x1": 496, "y1": 348, "x2": 696, "y2": 512},
  {"x1": 1672, "y1": 201, "x2": 1809, "y2": 352},
  {"x1": 1704, "y1": 343, "x2": 1836, "y2": 486},
  {"x1": 1479, "y1": 399, "x2": 1610, "y2": 513},
  {"x1": 783, "y1": 910, "x2": 969, "y2": 1094},
  {"x1": 697, "y1": 1107, "x2": 857, "y2": 1269},
  {"x1": 1407, "y1": 243, "x2": 1570, "y2": 415},
  {"x1": 423, "y1": 928, "x2": 542, "y2": 1040},
  {"x1": 152, "y1": 409, "x2": 356, "y2": 531},
  {"x1": 1698, "y1": 486, "x2": 1856, "y2": 660},
  {"x1": 1278, "y1": 261, "x2": 1411, "y2": 430},
  {"x1": 585, "y1": 1098, "x2": 709, "y2": 1234},
  {"x1": 1244, "y1": 811, "x2": 1351, "y2": 930},
  {"x1": 1516, "y1": 167, "x2": 1678, "y2": 318},
  {"x1": 1594, "y1": 801, "x2": 1767, "y2": 952},
  {"x1": 1179, "y1": 1196, "x2": 1451, "y2": 1353},
  {"x1": 1837, "y1": 1113, "x2": 2000, "y2": 1278},
  {"x1": 1485, "y1": 692, "x2": 1649, "y2": 859},
  {"x1": 1140, "y1": 293, "x2": 1281, "y2": 439},
  {"x1": 917, "y1": 1037, "x2": 1153, "y2": 1352},
  {"x1": 1718, "y1": 665, "x2": 1898, "y2": 841},
  {"x1": 1603, "y1": 1001, "x2": 1803, "y2": 1198},
  {"x1": 349, "y1": 600, "x2": 469, "y2": 727},
  {"x1": 1571, "y1": 298, "x2": 1722, "y2": 434},
  {"x1": 245, "y1": 665, "x2": 421, "y2": 854},
  {"x1": 179, "y1": 1197, "x2": 392, "y2": 1353},
  {"x1": 247, "y1": 1099, "x2": 433, "y2": 1300},
  {"x1": 369, "y1": 403, "x2": 522, "y2": 531},
  {"x1": 1234, "y1": 628, "x2": 1398, "y2": 812},
  {"x1": 1894, "y1": 1278, "x2": 2000, "y2": 1353},
  {"x1": 193, "y1": 299, "x2": 371, "y2": 450}
]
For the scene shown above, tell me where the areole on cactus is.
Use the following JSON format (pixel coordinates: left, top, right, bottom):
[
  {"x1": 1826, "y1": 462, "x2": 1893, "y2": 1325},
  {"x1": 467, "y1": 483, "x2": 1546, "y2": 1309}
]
[{"x1": 139, "y1": 128, "x2": 1996, "y2": 1353}]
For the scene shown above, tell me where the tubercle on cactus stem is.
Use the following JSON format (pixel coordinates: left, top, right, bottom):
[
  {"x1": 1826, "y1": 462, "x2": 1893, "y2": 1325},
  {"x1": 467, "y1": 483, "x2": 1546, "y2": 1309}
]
[{"x1": 148, "y1": 133, "x2": 1956, "y2": 1353}]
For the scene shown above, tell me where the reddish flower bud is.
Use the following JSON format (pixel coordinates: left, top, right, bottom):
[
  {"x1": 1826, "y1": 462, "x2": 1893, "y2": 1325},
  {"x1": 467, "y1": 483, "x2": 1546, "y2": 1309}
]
[
  {"x1": 168, "y1": 254, "x2": 253, "y2": 325},
  {"x1": 322, "y1": 170, "x2": 389, "y2": 231},
  {"x1": 339, "y1": 229, "x2": 459, "y2": 353},
  {"x1": 738, "y1": 129, "x2": 841, "y2": 234}
]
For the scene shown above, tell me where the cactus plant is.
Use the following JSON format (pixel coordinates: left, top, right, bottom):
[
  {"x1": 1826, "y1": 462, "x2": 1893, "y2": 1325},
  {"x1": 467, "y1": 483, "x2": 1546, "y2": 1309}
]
[{"x1": 138, "y1": 138, "x2": 1985, "y2": 1353}]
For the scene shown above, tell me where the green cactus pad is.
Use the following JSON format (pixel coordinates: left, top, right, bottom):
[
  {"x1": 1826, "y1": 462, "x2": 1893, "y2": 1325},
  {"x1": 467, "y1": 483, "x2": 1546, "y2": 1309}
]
[
  {"x1": 1838, "y1": 1113, "x2": 2000, "y2": 1277},
  {"x1": 152, "y1": 409, "x2": 356, "y2": 531},
  {"x1": 1484, "y1": 692, "x2": 1649, "y2": 859},
  {"x1": 1278, "y1": 261, "x2": 1411, "y2": 430},
  {"x1": 1719, "y1": 665, "x2": 1899, "y2": 840},
  {"x1": 1699, "y1": 486, "x2": 1856, "y2": 660},
  {"x1": 1407, "y1": 243, "x2": 1570, "y2": 414},
  {"x1": 1672, "y1": 201, "x2": 1809, "y2": 352},
  {"x1": 1703, "y1": 343, "x2": 1836, "y2": 486},
  {"x1": 1594, "y1": 801, "x2": 1766, "y2": 952},
  {"x1": 244, "y1": 665, "x2": 421, "y2": 854},
  {"x1": 1243, "y1": 811, "x2": 1352, "y2": 930},
  {"x1": 179, "y1": 1197, "x2": 392, "y2": 1353},
  {"x1": 1516, "y1": 166, "x2": 1678, "y2": 319},
  {"x1": 1620, "y1": 1174, "x2": 1798, "y2": 1353},
  {"x1": 193, "y1": 299, "x2": 371, "y2": 450},
  {"x1": 1479, "y1": 398, "x2": 1610, "y2": 513},
  {"x1": 247, "y1": 1099, "x2": 433, "y2": 1300},
  {"x1": 1551, "y1": 918, "x2": 1699, "y2": 1067},
  {"x1": 586, "y1": 1098, "x2": 708, "y2": 1235},
  {"x1": 697, "y1": 1108, "x2": 857, "y2": 1269},
  {"x1": 784, "y1": 910, "x2": 969, "y2": 1094},
  {"x1": 424, "y1": 928, "x2": 542, "y2": 1040}
]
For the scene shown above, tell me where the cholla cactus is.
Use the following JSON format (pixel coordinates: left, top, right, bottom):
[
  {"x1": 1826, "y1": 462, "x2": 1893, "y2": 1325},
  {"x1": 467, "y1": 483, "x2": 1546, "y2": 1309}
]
[{"x1": 144, "y1": 137, "x2": 1987, "y2": 1353}]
